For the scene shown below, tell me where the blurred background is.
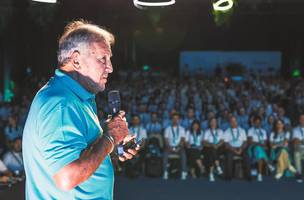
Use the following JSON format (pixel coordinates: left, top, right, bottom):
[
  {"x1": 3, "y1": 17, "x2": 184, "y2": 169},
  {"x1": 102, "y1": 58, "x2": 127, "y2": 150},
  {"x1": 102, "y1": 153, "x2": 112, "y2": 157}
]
[{"x1": 1, "y1": 0, "x2": 304, "y2": 199}]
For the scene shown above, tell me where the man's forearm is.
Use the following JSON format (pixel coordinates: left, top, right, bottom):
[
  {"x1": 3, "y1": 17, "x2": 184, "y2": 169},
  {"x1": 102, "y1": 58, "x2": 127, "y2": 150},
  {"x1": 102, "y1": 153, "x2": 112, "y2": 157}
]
[{"x1": 54, "y1": 134, "x2": 113, "y2": 190}]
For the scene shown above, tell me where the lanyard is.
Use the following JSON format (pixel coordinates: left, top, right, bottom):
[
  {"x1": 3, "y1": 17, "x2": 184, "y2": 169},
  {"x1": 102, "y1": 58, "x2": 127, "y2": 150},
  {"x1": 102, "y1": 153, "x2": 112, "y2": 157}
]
[
  {"x1": 276, "y1": 132, "x2": 285, "y2": 144},
  {"x1": 192, "y1": 131, "x2": 200, "y2": 146},
  {"x1": 300, "y1": 127, "x2": 304, "y2": 139},
  {"x1": 10, "y1": 151, "x2": 23, "y2": 166},
  {"x1": 300, "y1": 127, "x2": 304, "y2": 143},
  {"x1": 255, "y1": 128, "x2": 263, "y2": 143},
  {"x1": 171, "y1": 126, "x2": 179, "y2": 145},
  {"x1": 211, "y1": 129, "x2": 218, "y2": 144},
  {"x1": 230, "y1": 128, "x2": 240, "y2": 142}
]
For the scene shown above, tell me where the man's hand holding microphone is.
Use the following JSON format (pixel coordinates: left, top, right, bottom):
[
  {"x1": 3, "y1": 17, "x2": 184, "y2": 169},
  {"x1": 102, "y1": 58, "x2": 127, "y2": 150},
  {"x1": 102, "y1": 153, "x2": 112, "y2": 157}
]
[{"x1": 104, "y1": 90, "x2": 140, "y2": 162}]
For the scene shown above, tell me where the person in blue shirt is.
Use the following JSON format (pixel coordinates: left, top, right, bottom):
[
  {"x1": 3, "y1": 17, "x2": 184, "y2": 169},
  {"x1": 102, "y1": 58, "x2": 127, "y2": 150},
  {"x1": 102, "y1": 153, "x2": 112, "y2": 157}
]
[
  {"x1": 237, "y1": 107, "x2": 249, "y2": 131},
  {"x1": 4, "y1": 115, "x2": 22, "y2": 142},
  {"x1": 181, "y1": 107, "x2": 196, "y2": 131},
  {"x1": 3, "y1": 137, "x2": 24, "y2": 174},
  {"x1": 22, "y1": 20, "x2": 138, "y2": 200},
  {"x1": 145, "y1": 112, "x2": 163, "y2": 148}
]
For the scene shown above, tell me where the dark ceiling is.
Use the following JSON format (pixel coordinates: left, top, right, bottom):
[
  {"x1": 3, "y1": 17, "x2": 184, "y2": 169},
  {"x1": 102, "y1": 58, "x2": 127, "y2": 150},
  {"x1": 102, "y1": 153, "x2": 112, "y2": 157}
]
[{"x1": 0, "y1": 0, "x2": 304, "y2": 80}]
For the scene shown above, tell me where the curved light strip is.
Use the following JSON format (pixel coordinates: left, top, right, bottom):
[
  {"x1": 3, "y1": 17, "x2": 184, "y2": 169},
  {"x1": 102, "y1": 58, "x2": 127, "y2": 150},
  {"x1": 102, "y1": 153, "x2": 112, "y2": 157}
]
[
  {"x1": 213, "y1": 0, "x2": 233, "y2": 11},
  {"x1": 32, "y1": 0, "x2": 57, "y2": 3},
  {"x1": 133, "y1": 0, "x2": 175, "y2": 7}
]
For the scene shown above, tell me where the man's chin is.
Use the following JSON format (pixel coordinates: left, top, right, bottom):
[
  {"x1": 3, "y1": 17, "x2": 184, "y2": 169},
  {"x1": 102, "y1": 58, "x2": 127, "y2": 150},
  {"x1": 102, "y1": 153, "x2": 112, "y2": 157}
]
[{"x1": 97, "y1": 84, "x2": 106, "y2": 93}]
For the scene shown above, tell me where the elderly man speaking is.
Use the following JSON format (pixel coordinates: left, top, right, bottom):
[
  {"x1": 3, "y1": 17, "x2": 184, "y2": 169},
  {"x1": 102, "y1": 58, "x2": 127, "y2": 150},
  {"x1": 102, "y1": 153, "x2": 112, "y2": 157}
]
[{"x1": 22, "y1": 20, "x2": 138, "y2": 200}]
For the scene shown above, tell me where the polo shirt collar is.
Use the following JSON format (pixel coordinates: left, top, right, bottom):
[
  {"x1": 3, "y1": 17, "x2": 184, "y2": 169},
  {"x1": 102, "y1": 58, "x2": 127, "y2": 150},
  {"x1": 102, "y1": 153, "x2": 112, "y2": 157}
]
[{"x1": 55, "y1": 69, "x2": 95, "y2": 101}]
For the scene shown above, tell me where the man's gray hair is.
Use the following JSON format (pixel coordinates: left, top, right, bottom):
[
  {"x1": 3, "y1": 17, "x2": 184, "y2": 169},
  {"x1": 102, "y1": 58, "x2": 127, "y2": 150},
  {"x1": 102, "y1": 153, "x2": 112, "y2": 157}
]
[{"x1": 57, "y1": 20, "x2": 115, "y2": 67}]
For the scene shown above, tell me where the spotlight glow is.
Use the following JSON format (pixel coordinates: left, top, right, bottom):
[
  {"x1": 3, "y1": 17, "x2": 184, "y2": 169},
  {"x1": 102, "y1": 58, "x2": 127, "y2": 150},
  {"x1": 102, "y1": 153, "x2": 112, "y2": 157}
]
[
  {"x1": 213, "y1": 0, "x2": 233, "y2": 11},
  {"x1": 133, "y1": 0, "x2": 175, "y2": 7},
  {"x1": 32, "y1": 0, "x2": 57, "y2": 3}
]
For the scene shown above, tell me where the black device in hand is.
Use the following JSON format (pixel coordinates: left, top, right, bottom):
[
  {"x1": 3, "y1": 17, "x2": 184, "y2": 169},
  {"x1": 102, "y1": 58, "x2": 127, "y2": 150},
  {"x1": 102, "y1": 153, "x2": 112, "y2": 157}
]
[{"x1": 117, "y1": 139, "x2": 143, "y2": 156}]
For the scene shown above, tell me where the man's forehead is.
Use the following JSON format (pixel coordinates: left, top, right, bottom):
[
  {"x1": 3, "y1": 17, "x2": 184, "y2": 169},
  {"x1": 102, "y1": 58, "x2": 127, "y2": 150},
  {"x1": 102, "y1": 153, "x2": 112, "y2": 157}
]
[{"x1": 90, "y1": 42, "x2": 112, "y2": 56}]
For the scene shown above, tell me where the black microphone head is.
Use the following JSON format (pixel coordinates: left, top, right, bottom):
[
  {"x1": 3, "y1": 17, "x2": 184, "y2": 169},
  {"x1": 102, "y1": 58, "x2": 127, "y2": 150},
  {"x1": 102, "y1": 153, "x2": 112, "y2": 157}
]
[{"x1": 108, "y1": 90, "x2": 121, "y2": 115}]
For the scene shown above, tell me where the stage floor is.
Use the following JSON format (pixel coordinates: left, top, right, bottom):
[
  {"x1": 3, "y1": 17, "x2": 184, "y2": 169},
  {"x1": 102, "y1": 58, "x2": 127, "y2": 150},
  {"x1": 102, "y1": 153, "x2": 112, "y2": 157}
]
[
  {"x1": 1, "y1": 176, "x2": 303, "y2": 200},
  {"x1": 115, "y1": 176, "x2": 304, "y2": 200}
]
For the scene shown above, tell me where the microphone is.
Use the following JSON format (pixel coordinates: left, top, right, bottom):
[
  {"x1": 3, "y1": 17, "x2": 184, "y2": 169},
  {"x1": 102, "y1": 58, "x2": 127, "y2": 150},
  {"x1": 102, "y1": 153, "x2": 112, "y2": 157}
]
[
  {"x1": 108, "y1": 90, "x2": 121, "y2": 117},
  {"x1": 108, "y1": 90, "x2": 139, "y2": 156}
]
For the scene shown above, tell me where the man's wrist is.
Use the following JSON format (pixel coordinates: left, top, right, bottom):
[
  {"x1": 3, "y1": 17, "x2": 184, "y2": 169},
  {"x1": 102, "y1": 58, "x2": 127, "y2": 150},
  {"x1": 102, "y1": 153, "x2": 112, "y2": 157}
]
[{"x1": 103, "y1": 134, "x2": 115, "y2": 153}]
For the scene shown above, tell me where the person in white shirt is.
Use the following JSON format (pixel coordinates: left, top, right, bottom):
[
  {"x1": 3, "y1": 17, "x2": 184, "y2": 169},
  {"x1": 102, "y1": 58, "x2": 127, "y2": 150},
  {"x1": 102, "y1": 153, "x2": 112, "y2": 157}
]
[
  {"x1": 129, "y1": 115, "x2": 148, "y2": 144},
  {"x1": 163, "y1": 113, "x2": 187, "y2": 180},
  {"x1": 292, "y1": 113, "x2": 304, "y2": 182},
  {"x1": 223, "y1": 116, "x2": 251, "y2": 181},
  {"x1": 203, "y1": 117, "x2": 225, "y2": 182},
  {"x1": 247, "y1": 116, "x2": 273, "y2": 182},
  {"x1": 270, "y1": 119, "x2": 296, "y2": 180},
  {"x1": 185, "y1": 120, "x2": 204, "y2": 178}
]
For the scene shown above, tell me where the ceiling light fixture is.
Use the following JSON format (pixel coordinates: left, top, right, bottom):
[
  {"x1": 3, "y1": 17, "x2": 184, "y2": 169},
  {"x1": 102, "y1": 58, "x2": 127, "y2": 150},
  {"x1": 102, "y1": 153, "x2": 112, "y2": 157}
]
[
  {"x1": 32, "y1": 0, "x2": 57, "y2": 3},
  {"x1": 213, "y1": 0, "x2": 233, "y2": 11},
  {"x1": 133, "y1": 0, "x2": 175, "y2": 7}
]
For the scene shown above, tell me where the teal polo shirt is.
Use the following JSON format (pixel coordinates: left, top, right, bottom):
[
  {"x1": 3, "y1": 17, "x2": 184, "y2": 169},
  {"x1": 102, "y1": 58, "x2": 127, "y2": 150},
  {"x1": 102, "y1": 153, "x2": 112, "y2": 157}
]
[{"x1": 22, "y1": 69, "x2": 114, "y2": 200}]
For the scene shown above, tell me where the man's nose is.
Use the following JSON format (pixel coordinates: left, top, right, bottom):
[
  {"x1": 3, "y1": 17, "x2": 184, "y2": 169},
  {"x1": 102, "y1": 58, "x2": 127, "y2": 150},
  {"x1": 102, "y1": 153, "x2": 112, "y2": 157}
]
[{"x1": 106, "y1": 61, "x2": 113, "y2": 74}]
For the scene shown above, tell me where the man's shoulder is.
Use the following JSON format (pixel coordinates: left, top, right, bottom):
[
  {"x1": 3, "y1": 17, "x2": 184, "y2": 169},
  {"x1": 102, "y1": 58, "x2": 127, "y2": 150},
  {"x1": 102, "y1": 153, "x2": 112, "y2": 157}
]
[
  {"x1": 34, "y1": 79, "x2": 80, "y2": 110},
  {"x1": 27, "y1": 80, "x2": 84, "y2": 124}
]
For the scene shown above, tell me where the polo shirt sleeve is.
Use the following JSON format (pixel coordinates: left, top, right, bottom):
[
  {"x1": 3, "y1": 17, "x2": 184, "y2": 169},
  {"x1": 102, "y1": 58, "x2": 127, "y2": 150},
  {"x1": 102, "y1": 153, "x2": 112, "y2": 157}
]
[
  {"x1": 285, "y1": 132, "x2": 291, "y2": 140},
  {"x1": 248, "y1": 129, "x2": 254, "y2": 138},
  {"x1": 292, "y1": 128, "x2": 301, "y2": 139},
  {"x1": 142, "y1": 129, "x2": 147, "y2": 139},
  {"x1": 164, "y1": 127, "x2": 170, "y2": 139},
  {"x1": 219, "y1": 130, "x2": 224, "y2": 140},
  {"x1": 203, "y1": 130, "x2": 208, "y2": 141},
  {"x1": 0, "y1": 160, "x2": 8, "y2": 172},
  {"x1": 223, "y1": 130, "x2": 230, "y2": 143},
  {"x1": 269, "y1": 132, "x2": 275, "y2": 143},
  {"x1": 39, "y1": 104, "x2": 87, "y2": 175},
  {"x1": 241, "y1": 130, "x2": 247, "y2": 142},
  {"x1": 262, "y1": 130, "x2": 267, "y2": 141}
]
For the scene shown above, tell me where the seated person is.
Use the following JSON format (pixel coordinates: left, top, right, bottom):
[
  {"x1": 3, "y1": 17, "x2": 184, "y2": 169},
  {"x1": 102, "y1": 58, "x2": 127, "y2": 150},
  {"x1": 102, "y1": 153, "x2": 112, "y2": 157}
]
[
  {"x1": 127, "y1": 115, "x2": 148, "y2": 174},
  {"x1": 0, "y1": 159, "x2": 12, "y2": 183},
  {"x1": 129, "y1": 115, "x2": 148, "y2": 146},
  {"x1": 181, "y1": 107, "x2": 196, "y2": 131},
  {"x1": 4, "y1": 115, "x2": 22, "y2": 142},
  {"x1": 3, "y1": 137, "x2": 24, "y2": 174},
  {"x1": 247, "y1": 116, "x2": 273, "y2": 182},
  {"x1": 163, "y1": 113, "x2": 187, "y2": 180},
  {"x1": 270, "y1": 119, "x2": 296, "y2": 180},
  {"x1": 292, "y1": 113, "x2": 304, "y2": 182},
  {"x1": 185, "y1": 120, "x2": 204, "y2": 178},
  {"x1": 223, "y1": 116, "x2": 251, "y2": 181},
  {"x1": 145, "y1": 112, "x2": 163, "y2": 148},
  {"x1": 203, "y1": 117, "x2": 225, "y2": 182}
]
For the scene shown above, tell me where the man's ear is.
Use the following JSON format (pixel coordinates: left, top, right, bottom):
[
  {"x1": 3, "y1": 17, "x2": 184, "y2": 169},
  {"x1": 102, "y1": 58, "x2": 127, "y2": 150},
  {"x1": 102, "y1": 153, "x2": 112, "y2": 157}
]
[{"x1": 71, "y1": 50, "x2": 81, "y2": 70}]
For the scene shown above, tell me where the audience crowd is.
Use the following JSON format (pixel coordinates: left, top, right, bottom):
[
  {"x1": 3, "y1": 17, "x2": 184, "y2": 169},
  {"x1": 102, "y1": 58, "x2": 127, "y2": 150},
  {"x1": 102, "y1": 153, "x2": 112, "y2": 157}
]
[{"x1": 1, "y1": 70, "x2": 304, "y2": 186}]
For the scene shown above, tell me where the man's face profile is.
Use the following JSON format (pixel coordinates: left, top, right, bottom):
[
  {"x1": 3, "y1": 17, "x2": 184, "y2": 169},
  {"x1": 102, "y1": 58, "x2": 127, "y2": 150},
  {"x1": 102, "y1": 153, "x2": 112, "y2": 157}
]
[{"x1": 74, "y1": 42, "x2": 113, "y2": 93}]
